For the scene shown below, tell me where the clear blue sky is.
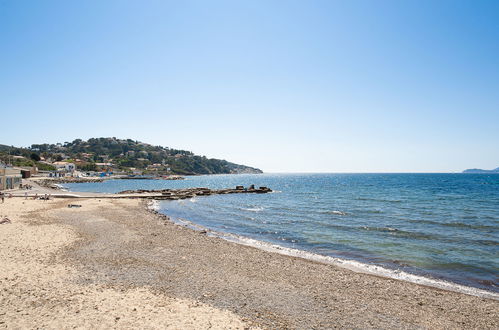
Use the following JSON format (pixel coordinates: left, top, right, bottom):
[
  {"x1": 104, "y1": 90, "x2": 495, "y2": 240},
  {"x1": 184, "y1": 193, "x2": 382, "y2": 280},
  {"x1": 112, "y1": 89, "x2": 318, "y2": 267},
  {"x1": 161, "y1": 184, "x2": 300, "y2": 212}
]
[{"x1": 1, "y1": 0, "x2": 498, "y2": 172}]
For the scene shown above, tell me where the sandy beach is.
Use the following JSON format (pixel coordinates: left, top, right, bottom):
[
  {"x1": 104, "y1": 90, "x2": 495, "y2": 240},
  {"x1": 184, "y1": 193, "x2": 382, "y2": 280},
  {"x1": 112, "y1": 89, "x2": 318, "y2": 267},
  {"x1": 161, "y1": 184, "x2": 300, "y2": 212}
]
[
  {"x1": 0, "y1": 198, "x2": 252, "y2": 329},
  {"x1": 0, "y1": 196, "x2": 498, "y2": 329}
]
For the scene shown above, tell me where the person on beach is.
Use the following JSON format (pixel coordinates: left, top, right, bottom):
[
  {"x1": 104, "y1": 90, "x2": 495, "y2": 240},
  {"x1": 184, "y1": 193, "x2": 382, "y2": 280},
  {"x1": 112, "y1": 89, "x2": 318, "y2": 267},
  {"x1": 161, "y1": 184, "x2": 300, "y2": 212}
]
[
  {"x1": 1, "y1": 192, "x2": 4, "y2": 203},
  {"x1": 25, "y1": 192, "x2": 28, "y2": 200}
]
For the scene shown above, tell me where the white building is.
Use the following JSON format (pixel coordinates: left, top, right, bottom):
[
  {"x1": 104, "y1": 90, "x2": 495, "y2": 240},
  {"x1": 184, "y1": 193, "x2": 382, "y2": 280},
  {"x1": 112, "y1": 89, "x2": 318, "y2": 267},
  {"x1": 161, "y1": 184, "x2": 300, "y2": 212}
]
[{"x1": 53, "y1": 161, "x2": 76, "y2": 172}]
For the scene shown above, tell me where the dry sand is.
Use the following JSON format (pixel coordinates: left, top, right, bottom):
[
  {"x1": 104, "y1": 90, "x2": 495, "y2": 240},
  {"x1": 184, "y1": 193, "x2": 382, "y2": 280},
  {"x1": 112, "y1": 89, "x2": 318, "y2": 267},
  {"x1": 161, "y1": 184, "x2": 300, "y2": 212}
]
[
  {"x1": 0, "y1": 197, "x2": 498, "y2": 329},
  {"x1": 0, "y1": 198, "x2": 252, "y2": 329}
]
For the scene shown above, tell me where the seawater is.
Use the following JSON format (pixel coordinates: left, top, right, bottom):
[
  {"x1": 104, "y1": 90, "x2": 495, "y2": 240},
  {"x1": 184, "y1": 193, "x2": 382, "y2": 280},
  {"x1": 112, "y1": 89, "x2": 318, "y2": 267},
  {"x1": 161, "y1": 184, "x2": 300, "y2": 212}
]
[{"x1": 63, "y1": 173, "x2": 499, "y2": 294}]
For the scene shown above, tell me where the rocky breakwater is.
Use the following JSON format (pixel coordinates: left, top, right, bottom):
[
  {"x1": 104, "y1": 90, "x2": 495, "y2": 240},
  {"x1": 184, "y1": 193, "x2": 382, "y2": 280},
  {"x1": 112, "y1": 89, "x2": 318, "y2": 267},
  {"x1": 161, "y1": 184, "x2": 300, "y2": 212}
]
[
  {"x1": 118, "y1": 185, "x2": 272, "y2": 200},
  {"x1": 35, "y1": 177, "x2": 105, "y2": 189}
]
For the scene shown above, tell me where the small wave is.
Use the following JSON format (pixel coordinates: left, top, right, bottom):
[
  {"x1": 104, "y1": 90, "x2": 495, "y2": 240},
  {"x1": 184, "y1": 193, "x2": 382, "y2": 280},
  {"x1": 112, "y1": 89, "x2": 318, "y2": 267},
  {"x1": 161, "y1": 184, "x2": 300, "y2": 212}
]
[
  {"x1": 443, "y1": 222, "x2": 497, "y2": 231},
  {"x1": 409, "y1": 219, "x2": 497, "y2": 231},
  {"x1": 242, "y1": 207, "x2": 264, "y2": 212},
  {"x1": 362, "y1": 226, "x2": 397, "y2": 232},
  {"x1": 374, "y1": 226, "x2": 499, "y2": 246},
  {"x1": 239, "y1": 214, "x2": 258, "y2": 222},
  {"x1": 323, "y1": 210, "x2": 348, "y2": 216},
  {"x1": 475, "y1": 239, "x2": 499, "y2": 247},
  {"x1": 360, "y1": 226, "x2": 439, "y2": 240},
  {"x1": 363, "y1": 209, "x2": 383, "y2": 214},
  {"x1": 356, "y1": 197, "x2": 403, "y2": 203}
]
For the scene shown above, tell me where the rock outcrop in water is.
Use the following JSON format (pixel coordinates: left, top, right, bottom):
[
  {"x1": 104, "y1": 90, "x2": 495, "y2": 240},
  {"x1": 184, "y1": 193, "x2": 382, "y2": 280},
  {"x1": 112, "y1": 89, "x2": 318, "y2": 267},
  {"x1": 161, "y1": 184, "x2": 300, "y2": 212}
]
[{"x1": 118, "y1": 186, "x2": 272, "y2": 200}]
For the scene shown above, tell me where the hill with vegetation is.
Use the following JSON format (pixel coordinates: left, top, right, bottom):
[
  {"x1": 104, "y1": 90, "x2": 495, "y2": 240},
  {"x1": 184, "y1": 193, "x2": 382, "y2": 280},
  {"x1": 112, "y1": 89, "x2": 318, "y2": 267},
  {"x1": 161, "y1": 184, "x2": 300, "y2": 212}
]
[
  {"x1": 0, "y1": 144, "x2": 57, "y2": 171},
  {"x1": 0, "y1": 138, "x2": 262, "y2": 175}
]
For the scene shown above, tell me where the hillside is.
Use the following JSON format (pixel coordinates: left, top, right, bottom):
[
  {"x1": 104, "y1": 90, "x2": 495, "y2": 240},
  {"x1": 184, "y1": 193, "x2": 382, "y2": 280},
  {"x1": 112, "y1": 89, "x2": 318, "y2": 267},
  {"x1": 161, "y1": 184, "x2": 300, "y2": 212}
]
[
  {"x1": 462, "y1": 167, "x2": 499, "y2": 173},
  {"x1": 0, "y1": 138, "x2": 263, "y2": 175}
]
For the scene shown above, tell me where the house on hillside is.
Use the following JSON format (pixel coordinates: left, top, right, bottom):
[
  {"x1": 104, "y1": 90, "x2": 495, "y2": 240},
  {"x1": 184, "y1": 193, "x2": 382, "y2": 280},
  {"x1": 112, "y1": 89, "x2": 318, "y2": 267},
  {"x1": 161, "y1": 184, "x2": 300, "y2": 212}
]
[
  {"x1": 95, "y1": 162, "x2": 114, "y2": 167},
  {"x1": 0, "y1": 165, "x2": 22, "y2": 190},
  {"x1": 53, "y1": 161, "x2": 76, "y2": 173}
]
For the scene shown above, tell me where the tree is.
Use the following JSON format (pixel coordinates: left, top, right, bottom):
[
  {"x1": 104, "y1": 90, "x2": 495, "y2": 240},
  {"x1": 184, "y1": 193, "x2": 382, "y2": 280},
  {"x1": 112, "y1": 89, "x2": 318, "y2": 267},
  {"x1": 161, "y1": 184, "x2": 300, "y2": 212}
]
[
  {"x1": 30, "y1": 153, "x2": 41, "y2": 161},
  {"x1": 80, "y1": 163, "x2": 98, "y2": 171}
]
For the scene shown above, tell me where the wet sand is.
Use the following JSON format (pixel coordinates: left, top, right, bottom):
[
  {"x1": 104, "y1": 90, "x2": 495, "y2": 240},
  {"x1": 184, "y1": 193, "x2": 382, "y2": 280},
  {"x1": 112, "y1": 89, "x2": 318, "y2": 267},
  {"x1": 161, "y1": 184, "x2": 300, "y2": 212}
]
[{"x1": 1, "y1": 197, "x2": 498, "y2": 329}]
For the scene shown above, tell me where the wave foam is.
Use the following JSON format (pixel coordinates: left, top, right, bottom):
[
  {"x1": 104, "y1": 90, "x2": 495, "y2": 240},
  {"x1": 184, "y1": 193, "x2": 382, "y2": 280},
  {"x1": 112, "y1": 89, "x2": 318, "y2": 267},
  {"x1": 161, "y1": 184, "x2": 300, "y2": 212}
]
[
  {"x1": 147, "y1": 200, "x2": 160, "y2": 211},
  {"x1": 325, "y1": 210, "x2": 348, "y2": 216},
  {"x1": 243, "y1": 207, "x2": 264, "y2": 212},
  {"x1": 167, "y1": 215, "x2": 498, "y2": 301}
]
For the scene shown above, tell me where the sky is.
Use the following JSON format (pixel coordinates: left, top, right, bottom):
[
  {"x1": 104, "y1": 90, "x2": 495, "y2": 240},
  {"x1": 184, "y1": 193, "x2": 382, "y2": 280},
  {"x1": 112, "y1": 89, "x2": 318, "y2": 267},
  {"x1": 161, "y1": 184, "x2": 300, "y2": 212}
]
[{"x1": 1, "y1": 0, "x2": 498, "y2": 173}]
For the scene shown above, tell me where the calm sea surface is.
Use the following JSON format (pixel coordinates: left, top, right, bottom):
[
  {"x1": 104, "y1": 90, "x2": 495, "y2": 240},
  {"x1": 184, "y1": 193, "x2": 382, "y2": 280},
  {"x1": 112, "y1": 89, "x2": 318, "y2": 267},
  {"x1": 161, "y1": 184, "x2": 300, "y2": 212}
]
[{"x1": 63, "y1": 173, "x2": 499, "y2": 293}]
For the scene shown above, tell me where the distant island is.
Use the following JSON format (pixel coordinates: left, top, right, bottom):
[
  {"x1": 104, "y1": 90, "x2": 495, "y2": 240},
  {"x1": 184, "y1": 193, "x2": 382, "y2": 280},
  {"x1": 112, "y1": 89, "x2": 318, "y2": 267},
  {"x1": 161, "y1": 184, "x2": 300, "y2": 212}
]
[
  {"x1": 462, "y1": 167, "x2": 499, "y2": 173},
  {"x1": 0, "y1": 137, "x2": 262, "y2": 175}
]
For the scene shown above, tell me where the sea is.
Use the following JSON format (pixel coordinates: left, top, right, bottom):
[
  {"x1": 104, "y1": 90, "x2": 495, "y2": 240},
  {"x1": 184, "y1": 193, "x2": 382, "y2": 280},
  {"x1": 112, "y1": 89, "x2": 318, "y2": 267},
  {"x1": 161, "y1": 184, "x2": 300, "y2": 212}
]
[{"x1": 62, "y1": 173, "x2": 499, "y2": 297}]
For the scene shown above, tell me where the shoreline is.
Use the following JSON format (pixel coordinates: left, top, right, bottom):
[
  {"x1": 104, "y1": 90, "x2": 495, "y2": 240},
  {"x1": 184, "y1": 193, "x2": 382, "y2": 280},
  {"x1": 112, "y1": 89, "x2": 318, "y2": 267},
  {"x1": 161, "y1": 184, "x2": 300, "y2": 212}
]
[
  {"x1": 1, "y1": 196, "x2": 498, "y2": 328},
  {"x1": 10, "y1": 176, "x2": 496, "y2": 299},
  {"x1": 148, "y1": 201, "x2": 499, "y2": 301},
  {"x1": 7, "y1": 176, "x2": 497, "y2": 299}
]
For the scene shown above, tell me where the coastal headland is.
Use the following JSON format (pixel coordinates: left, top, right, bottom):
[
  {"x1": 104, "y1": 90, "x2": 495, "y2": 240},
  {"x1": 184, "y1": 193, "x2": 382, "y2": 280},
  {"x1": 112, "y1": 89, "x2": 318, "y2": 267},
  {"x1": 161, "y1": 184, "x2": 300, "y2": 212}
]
[{"x1": 1, "y1": 190, "x2": 498, "y2": 328}]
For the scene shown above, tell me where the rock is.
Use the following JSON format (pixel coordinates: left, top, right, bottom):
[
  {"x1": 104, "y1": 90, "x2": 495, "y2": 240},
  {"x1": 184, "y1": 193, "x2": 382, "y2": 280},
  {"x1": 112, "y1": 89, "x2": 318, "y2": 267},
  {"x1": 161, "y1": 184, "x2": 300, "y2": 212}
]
[{"x1": 117, "y1": 186, "x2": 273, "y2": 198}]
